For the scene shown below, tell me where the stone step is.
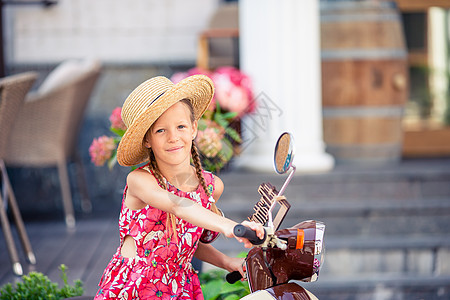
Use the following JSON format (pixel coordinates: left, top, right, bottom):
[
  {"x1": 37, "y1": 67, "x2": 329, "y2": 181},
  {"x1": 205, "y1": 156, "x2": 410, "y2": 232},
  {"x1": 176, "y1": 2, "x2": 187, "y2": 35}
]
[
  {"x1": 220, "y1": 177, "x2": 450, "y2": 204},
  {"x1": 325, "y1": 235, "x2": 450, "y2": 251},
  {"x1": 219, "y1": 159, "x2": 450, "y2": 203},
  {"x1": 220, "y1": 197, "x2": 450, "y2": 218},
  {"x1": 218, "y1": 197, "x2": 450, "y2": 236},
  {"x1": 211, "y1": 234, "x2": 450, "y2": 252},
  {"x1": 321, "y1": 235, "x2": 450, "y2": 277},
  {"x1": 303, "y1": 274, "x2": 450, "y2": 300},
  {"x1": 209, "y1": 233, "x2": 450, "y2": 278}
]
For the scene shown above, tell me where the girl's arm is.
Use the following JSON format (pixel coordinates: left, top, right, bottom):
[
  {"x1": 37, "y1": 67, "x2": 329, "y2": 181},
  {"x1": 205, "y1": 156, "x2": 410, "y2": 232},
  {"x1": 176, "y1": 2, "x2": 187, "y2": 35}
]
[
  {"x1": 195, "y1": 175, "x2": 246, "y2": 276},
  {"x1": 194, "y1": 243, "x2": 245, "y2": 276},
  {"x1": 212, "y1": 174, "x2": 224, "y2": 203},
  {"x1": 126, "y1": 169, "x2": 263, "y2": 246}
]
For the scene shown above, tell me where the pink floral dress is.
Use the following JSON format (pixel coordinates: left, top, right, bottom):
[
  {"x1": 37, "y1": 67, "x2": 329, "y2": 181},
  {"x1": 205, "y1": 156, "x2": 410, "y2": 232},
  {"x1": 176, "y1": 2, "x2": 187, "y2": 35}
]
[{"x1": 94, "y1": 165, "x2": 216, "y2": 300}]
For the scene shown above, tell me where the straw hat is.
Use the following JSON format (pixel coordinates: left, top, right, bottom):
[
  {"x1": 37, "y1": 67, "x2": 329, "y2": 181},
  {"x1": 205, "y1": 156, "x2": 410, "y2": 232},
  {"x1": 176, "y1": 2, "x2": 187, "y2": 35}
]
[{"x1": 117, "y1": 75, "x2": 214, "y2": 166}]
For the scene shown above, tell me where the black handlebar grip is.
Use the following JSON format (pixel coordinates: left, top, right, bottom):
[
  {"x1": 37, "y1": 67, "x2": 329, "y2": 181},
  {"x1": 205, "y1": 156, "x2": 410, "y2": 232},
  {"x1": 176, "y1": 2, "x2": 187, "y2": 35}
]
[
  {"x1": 233, "y1": 224, "x2": 266, "y2": 245},
  {"x1": 226, "y1": 271, "x2": 243, "y2": 284}
]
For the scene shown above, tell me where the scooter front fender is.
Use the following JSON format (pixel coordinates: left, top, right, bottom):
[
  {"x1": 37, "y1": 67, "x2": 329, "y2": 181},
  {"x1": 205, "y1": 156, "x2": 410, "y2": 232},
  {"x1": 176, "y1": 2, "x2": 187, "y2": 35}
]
[{"x1": 246, "y1": 247, "x2": 273, "y2": 292}]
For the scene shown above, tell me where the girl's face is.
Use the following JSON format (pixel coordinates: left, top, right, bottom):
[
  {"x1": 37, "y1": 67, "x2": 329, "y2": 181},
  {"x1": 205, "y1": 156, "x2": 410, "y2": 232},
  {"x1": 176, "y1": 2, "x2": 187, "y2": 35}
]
[{"x1": 144, "y1": 101, "x2": 197, "y2": 167}]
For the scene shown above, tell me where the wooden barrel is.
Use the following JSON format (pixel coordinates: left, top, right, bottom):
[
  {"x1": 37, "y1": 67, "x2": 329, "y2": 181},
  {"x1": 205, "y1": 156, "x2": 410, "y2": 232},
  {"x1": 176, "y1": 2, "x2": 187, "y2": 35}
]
[{"x1": 321, "y1": 1, "x2": 408, "y2": 164}]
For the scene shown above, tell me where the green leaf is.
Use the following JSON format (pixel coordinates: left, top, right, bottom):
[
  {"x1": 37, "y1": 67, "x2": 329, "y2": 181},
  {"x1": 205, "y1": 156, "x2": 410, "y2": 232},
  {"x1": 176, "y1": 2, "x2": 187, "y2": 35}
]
[
  {"x1": 213, "y1": 112, "x2": 241, "y2": 143},
  {"x1": 214, "y1": 113, "x2": 230, "y2": 128},
  {"x1": 215, "y1": 101, "x2": 222, "y2": 113},
  {"x1": 199, "y1": 265, "x2": 251, "y2": 300},
  {"x1": 113, "y1": 136, "x2": 121, "y2": 144},
  {"x1": 59, "y1": 264, "x2": 68, "y2": 285},
  {"x1": 223, "y1": 294, "x2": 242, "y2": 300},
  {"x1": 110, "y1": 127, "x2": 125, "y2": 137},
  {"x1": 108, "y1": 150, "x2": 118, "y2": 170},
  {"x1": 202, "y1": 279, "x2": 223, "y2": 300},
  {"x1": 201, "y1": 158, "x2": 215, "y2": 173},
  {"x1": 221, "y1": 111, "x2": 238, "y2": 120},
  {"x1": 199, "y1": 269, "x2": 227, "y2": 282},
  {"x1": 197, "y1": 118, "x2": 208, "y2": 130},
  {"x1": 219, "y1": 140, "x2": 234, "y2": 162},
  {"x1": 218, "y1": 282, "x2": 246, "y2": 295},
  {"x1": 237, "y1": 251, "x2": 248, "y2": 258},
  {"x1": 223, "y1": 126, "x2": 241, "y2": 143}
]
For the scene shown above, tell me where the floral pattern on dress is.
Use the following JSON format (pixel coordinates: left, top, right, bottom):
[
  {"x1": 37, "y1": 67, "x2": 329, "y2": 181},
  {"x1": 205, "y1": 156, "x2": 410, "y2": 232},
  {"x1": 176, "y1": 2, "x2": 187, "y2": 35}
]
[{"x1": 94, "y1": 165, "x2": 216, "y2": 300}]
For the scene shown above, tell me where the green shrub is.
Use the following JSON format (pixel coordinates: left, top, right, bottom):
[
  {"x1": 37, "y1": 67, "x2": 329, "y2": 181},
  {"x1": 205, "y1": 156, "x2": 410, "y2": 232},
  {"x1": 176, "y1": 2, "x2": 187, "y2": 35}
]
[
  {"x1": 200, "y1": 269, "x2": 250, "y2": 300},
  {"x1": 199, "y1": 252, "x2": 250, "y2": 300},
  {"x1": 0, "y1": 264, "x2": 83, "y2": 300}
]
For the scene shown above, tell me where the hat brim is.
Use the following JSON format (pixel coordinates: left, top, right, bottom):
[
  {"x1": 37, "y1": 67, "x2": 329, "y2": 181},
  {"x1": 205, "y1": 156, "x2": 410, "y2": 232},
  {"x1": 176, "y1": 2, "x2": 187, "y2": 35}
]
[{"x1": 117, "y1": 75, "x2": 214, "y2": 166}]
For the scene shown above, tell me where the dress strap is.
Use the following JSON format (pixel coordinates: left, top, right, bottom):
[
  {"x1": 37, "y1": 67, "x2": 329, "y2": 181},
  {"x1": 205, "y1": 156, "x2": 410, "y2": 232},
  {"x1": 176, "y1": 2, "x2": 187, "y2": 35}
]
[{"x1": 201, "y1": 170, "x2": 215, "y2": 194}]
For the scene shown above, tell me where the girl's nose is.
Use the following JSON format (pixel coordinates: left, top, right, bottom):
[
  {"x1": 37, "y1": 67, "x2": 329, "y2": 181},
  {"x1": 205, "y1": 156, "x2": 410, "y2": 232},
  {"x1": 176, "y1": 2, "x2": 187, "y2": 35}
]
[{"x1": 167, "y1": 129, "x2": 179, "y2": 142}]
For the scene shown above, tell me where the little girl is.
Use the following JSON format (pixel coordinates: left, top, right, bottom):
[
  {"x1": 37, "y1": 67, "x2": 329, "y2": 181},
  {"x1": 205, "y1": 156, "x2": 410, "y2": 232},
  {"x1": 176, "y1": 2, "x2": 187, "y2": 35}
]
[{"x1": 94, "y1": 75, "x2": 263, "y2": 299}]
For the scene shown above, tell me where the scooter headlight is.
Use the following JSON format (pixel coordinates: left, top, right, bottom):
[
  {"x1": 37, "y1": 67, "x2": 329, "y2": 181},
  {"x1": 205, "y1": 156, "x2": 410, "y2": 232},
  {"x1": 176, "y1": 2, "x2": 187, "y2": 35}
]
[
  {"x1": 309, "y1": 221, "x2": 325, "y2": 282},
  {"x1": 273, "y1": 220, "x2": 326, "y2": 283}
]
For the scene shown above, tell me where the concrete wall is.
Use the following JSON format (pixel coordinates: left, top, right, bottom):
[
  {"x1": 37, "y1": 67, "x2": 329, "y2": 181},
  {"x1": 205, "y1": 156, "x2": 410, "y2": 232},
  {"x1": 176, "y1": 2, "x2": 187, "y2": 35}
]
[
  {"x1": 5, "y1": 0, "x2": 220, "y2": 65},
  {"x1": 5, "y1": 0, "x2": 224, "y2": 119}
]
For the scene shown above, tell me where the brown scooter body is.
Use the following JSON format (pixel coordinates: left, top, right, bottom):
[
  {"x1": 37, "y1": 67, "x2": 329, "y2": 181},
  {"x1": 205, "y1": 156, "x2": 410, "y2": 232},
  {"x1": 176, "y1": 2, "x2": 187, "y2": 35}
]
[{"x1": 242, "y1": 221, "x2": 324, "y2": 299}]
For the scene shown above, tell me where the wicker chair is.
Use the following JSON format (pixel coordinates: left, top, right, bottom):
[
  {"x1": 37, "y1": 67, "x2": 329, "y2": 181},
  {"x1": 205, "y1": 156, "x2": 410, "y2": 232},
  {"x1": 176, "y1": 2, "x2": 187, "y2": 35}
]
[
  {"x1": 4, "y1": 59, "x2": 102, "y2": 229},
  {"x1": 0, "y1": 71, "x2": 38, "y2": 276}
]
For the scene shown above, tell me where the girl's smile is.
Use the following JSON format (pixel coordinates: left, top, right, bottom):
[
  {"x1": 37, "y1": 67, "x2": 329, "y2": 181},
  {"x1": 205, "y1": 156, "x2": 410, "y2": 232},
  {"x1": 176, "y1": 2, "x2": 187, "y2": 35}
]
[{"x1": 167, "y1": 146, "x2": 183, "y2": 152}]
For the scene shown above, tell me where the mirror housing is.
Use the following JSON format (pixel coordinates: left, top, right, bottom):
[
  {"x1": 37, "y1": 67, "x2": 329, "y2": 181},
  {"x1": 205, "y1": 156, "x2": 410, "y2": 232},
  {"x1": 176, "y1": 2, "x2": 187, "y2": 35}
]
[{"x1": 274, "y1": 132, "x2": 295, "y2": 174}]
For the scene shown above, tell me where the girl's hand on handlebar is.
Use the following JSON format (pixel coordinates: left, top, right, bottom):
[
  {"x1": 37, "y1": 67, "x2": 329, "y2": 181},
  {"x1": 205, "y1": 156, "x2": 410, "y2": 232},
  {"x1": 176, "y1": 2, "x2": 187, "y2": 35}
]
[
  {"x1": 226, "y1": 257, "x2": 246, "y2": 280},
  {"x1": 235, "y1": 220, "x2": 264, "y2": 248}
]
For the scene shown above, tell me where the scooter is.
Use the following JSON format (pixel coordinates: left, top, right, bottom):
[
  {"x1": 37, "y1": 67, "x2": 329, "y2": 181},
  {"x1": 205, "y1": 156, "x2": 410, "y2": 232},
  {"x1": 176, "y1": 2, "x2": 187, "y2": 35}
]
[{"x1": 226, "y1": 132, "x2": 325, "y2": 300}]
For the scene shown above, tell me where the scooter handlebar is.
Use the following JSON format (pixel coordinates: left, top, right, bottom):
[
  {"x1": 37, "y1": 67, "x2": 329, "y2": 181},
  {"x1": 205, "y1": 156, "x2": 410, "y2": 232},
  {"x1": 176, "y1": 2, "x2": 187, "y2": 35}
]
[
  {"x1": 226, "y1": 271, "x2": 242, "y2": 284},
  {"x1": 233, "y1": 224, "x2": 266, "y2": 245}
]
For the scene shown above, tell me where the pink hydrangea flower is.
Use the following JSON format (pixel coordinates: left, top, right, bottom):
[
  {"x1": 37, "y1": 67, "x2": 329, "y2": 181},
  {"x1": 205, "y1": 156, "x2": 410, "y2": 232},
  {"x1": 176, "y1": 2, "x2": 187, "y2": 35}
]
[
  {"x1": 195, "y1": 122, "x2": 224, "y2": 158},
  {"x1": 171, "y1": 68, "x2": 217, "y2": 111},
  {"x1": 213, "y1": 74, "x2": 249, "y2": 116},
  {"x1": 89, "y1": 135, "x2": 116, "y2": 166},
  {"x1": 170, "y1": 71, "x2": 189, "y2": 84},
  {"x1": 212, "y1": 66, "x2": 255, "y2": 116},
  {"x1": 109, "y1": 107, "x2": 127, "y2": 131},
  {"x1": 186, "y1": 67, "x2": 213, "y2": 77}
]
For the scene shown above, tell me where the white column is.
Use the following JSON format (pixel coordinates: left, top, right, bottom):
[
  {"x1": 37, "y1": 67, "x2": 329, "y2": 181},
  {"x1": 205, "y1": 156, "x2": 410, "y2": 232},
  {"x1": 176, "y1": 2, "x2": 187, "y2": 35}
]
[
  {"x1": 236, "y1": 0, "x2": 334, "y2": 173},
  {"x1": 429, "y1": 7, "x2": 448, "y2": 122}
]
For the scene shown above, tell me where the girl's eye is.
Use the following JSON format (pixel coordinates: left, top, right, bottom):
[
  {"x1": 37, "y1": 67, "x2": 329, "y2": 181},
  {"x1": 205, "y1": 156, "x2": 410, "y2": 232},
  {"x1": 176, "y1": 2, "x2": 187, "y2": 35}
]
[
  {"x1": 178, "y1": 125, "x2": 186, "y2": 129},
  {"x1": 155, "y1": 128, "x2": 164, "y2": 133}
]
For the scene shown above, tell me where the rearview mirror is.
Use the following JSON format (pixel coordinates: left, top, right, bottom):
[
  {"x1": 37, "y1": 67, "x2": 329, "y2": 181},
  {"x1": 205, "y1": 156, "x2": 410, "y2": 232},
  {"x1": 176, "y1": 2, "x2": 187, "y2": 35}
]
[{"x1": 274, "y1": 132, "x2": 295, "y2": 174}]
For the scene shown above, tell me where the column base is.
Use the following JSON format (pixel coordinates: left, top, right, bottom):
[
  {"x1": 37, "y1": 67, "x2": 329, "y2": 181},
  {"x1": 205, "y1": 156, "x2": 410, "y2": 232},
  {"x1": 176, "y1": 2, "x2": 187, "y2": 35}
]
[{"x1": 235, "y1": 151, "x2": 334, "y2": 173}]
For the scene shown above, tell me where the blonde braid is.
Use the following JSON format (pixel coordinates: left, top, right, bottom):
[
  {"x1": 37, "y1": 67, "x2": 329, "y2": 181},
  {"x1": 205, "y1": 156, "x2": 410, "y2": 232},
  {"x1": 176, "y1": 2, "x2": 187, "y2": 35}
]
[
  {"x1": 148, "y1": 148, "x2": 166, "y2": 189},
  {"x1": 191, "y1": 142, "x2": 220, "y2": 215},
  {"x1": 147, "y1": 148, "x2": 178, "y2": 240}
]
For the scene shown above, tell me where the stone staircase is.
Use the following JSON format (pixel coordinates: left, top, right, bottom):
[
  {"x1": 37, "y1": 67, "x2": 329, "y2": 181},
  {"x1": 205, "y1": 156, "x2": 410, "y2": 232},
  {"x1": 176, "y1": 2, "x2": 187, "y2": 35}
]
[{"x1": 214, "y1": 158, "x2": 450, "y2": 300}]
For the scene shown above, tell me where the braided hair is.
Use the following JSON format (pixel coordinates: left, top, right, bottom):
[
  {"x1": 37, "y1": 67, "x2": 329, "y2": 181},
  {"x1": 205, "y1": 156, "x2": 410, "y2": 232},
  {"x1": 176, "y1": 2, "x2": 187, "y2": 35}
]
[{"x1": 191, "y1": 141, "x2": 220, "y2": 216}]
